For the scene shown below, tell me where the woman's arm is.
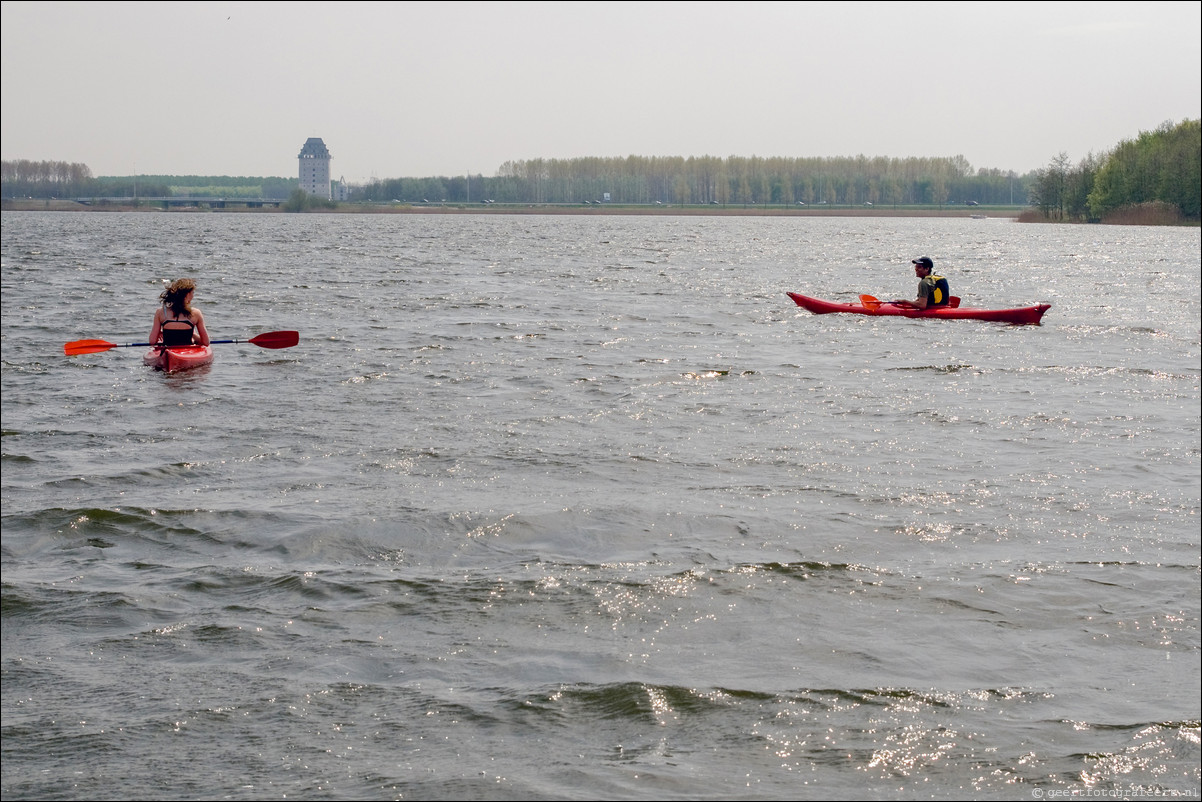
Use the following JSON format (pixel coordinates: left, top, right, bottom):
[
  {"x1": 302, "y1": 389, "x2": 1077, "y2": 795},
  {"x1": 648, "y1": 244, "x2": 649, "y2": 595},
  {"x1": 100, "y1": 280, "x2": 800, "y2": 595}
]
[
  {"x1": 192, "y1": 309, "x2": 210, "y2": 346},
  {"x1": 149, "y1": 308, "x2": 163, "y2": 343}
]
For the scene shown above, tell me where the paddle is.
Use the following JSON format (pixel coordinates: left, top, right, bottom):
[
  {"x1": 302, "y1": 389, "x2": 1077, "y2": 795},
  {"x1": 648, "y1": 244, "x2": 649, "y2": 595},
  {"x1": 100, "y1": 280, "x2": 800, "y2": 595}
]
[
  {"x1": 859, "y1": 295, "x2": 962, "y2": 311},
  {"x1": 859, "y1": 294, "x2": 883, "y2": 311},
  {"x1": 64, "y1": 330, "x2": 299, "y2": 356}
]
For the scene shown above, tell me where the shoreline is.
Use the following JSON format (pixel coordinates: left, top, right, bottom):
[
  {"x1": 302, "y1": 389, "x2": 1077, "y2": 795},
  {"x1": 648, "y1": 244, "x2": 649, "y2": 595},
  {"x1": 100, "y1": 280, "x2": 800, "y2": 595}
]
[{"x1": 1, "y1": 198, "x2": 1021, "y2": 218}]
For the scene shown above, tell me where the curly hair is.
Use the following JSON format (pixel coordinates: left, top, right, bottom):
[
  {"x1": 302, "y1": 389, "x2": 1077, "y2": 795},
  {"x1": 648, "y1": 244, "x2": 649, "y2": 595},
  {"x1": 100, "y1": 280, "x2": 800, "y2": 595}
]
[{"x1": 160, "y1": 279, "x2": 196, "y2": 317}]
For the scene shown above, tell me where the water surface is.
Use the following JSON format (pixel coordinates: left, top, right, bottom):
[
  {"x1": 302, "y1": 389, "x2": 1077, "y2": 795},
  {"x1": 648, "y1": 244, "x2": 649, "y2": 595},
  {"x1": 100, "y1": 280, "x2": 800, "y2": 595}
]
[{"x1": 2, "y1": 211, "x2": 1199, "y2": 800}]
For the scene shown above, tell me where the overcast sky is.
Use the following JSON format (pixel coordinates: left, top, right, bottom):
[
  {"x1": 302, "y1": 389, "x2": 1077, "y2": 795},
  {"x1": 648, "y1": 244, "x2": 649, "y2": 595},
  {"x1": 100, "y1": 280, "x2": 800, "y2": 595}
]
[{"x1": 3, "y1": 1, "x2": 1199, "y2": 182}]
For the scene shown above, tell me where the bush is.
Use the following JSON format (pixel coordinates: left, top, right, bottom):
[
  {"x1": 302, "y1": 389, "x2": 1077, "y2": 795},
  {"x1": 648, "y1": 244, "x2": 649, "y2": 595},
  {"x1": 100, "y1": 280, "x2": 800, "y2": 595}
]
[{"x1": 1101, "y1": 201, "x2": 1185, "y2": 226}]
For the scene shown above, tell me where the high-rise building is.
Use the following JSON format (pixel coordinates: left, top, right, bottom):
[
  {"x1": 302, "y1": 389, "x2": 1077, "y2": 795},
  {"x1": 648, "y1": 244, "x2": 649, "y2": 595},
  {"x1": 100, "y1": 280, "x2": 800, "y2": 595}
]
[{"x1": 298, "y1": 138, "x2": 332, "y2": 199}]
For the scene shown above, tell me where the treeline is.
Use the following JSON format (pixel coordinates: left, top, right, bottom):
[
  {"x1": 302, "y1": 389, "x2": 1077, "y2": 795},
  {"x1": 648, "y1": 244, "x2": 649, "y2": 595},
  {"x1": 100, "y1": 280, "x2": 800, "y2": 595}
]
[
  {"x1": 6, "y1": 120, "x2": 1198, "y2": 223},
  {"x1": 355, "y1": 155, "x2": 1030, "y2": 207},
  {"x1": 0, "y1": 165, "x2": 297, "y2": 200},
  {"x1": 2, "y1": 159, "x2": 98, "y2": 198},
  {"x1": 1029, "y1": 119, "x2": 1200, "y2": 222}
]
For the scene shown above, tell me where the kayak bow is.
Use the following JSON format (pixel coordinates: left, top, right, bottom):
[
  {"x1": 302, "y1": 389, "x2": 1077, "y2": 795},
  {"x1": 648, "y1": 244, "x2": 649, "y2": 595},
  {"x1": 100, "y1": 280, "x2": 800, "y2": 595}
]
[{"x1": 788, "y1": 292, "x2": 1050, "y2": 325}]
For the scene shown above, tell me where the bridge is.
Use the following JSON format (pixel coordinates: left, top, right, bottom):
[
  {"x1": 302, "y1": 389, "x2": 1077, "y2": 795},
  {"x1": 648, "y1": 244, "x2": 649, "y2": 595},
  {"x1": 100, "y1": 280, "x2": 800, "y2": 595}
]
[{"x1": 72, "y1": 196, "x2": 286, "y2": 209}]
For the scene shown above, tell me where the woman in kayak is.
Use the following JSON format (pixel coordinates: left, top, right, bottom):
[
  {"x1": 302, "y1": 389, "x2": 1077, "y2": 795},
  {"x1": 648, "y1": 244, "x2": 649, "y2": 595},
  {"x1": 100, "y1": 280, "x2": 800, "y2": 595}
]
[
  {"x1": 150, "y1": 278, "x2": 210, "y2": 346},
  {"x1": 891, "y1": 256, "x2": 950, "y2": 310}
]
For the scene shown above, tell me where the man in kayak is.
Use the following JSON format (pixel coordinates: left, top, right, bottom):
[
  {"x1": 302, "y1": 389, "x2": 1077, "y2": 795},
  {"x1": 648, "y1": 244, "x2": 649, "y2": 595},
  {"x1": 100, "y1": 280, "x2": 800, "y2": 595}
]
[
  {"x1": 891, "y1": 256, "x2": 950, "y2": 310},
  {"x1": 150, "y1": 278, "x2": 210, "y2": 346}
]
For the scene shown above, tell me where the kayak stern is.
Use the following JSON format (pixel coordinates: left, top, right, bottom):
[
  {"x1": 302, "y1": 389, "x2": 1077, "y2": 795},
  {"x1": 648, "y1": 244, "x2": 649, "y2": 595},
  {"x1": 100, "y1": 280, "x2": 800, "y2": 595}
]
[{"x1": 143, "y1": 345, "x2": 215, "y2": 372}]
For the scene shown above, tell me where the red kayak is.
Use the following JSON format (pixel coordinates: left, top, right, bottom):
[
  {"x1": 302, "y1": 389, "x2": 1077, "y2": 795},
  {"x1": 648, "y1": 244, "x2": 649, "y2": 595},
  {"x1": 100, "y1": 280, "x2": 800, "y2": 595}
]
[
  {"x1": 787, "y1": 292, "x2": 1051, "y2": 325},
  {"x1": 142, "y1": 344, "x2": 215, "y2": 372}
]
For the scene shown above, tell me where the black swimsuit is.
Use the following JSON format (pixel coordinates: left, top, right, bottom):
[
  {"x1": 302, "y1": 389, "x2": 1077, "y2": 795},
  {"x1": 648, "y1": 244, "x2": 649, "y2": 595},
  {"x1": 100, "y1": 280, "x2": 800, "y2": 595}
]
[{"x1": 160, "y1": 307, "x2": 196, "y2": 346}]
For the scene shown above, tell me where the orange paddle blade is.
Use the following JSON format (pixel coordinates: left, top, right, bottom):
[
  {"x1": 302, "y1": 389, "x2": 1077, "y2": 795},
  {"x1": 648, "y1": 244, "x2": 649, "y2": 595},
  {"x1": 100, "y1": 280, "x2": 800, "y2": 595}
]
[
  {"x1": 858, "y1": 295, "x2": 882, "y2": 311},
  {"x1": 64, "y1": 339, "x2": 118, "y2": 356},
  {"x1": 247, "y1": 330, "x2": 299, "y2": 349}
]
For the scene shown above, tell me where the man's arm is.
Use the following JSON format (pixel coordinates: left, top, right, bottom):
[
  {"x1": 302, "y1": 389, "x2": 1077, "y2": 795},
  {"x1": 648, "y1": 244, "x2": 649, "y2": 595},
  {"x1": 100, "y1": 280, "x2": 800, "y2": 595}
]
[{"x1": 891, "y1": 287, "x2": 929, "y2": 309}]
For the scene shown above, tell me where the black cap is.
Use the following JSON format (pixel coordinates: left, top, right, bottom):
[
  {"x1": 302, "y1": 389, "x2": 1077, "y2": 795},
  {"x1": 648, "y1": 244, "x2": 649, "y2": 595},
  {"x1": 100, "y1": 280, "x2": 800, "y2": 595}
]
[{"x1": 911, "y1": 257, "x2": 934, "y2": 269}]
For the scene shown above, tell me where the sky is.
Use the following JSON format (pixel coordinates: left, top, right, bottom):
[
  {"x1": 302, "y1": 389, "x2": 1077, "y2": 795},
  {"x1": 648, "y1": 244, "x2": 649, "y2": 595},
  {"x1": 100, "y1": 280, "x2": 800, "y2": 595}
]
[{"x1": 3, "y1": 1, "x2": 1199, "y2": 182}]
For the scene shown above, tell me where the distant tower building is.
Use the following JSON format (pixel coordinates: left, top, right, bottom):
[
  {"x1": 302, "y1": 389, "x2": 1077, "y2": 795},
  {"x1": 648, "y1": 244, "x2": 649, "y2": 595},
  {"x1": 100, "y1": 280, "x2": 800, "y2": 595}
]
[{"x1": 298, "y1": 137, "x2": 332, "y2": 199}]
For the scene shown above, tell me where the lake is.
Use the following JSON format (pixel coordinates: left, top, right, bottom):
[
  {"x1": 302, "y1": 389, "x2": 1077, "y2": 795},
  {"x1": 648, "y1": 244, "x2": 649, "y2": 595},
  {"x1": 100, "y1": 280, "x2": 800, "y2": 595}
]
[{"x1": 2, "y1": 210, "x2": 1199, "y2": 800}]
